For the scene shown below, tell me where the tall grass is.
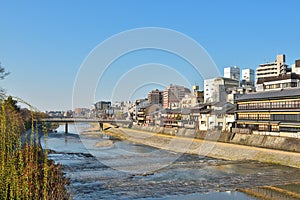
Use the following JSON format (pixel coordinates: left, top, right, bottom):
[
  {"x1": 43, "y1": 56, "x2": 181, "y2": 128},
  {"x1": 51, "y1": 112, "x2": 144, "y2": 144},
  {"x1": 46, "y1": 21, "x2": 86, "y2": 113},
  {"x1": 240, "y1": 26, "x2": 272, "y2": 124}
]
[{"x1": 0, "y1": 97, "x2": 70, "y2": 199}]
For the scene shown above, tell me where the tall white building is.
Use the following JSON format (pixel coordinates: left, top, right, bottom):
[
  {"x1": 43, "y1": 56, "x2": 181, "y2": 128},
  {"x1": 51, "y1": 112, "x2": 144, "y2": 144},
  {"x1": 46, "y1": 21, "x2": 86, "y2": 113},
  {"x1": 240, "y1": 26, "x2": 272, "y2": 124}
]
[
  {"x1": 241, "y1": 68, "x2": 255, "y2": 86},
  {"x1": 256, "y1": 54, "x2": 287, "y2": 80},
  {"x1": 224, "y1": 66, "x2": 240, "y2": 81},
  {"x1": 204, "y1": 77, "x2": 239, "y2": 103}
]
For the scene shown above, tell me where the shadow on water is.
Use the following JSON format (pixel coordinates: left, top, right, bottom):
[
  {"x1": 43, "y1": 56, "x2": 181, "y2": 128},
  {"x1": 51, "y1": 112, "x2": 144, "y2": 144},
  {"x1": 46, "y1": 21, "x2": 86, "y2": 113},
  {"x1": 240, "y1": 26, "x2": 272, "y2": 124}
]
[{"x1": 42, "y1": 124, "x2": 300, "y2": 200}]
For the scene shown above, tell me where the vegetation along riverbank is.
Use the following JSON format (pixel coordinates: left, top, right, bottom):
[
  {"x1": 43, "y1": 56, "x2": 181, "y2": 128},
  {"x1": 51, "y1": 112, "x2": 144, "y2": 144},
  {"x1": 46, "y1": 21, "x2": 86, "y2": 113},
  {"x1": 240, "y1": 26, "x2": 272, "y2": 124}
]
[{"x1": 0, "y1": 96, "x2": 70, "y2": 199}]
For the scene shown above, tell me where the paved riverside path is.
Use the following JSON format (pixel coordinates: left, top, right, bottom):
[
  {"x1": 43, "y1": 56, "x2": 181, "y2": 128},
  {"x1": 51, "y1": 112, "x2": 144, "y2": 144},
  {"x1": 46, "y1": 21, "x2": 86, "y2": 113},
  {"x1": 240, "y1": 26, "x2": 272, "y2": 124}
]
[{"x1": 105, "y1": 126, "x2": 300, "y2": 168}]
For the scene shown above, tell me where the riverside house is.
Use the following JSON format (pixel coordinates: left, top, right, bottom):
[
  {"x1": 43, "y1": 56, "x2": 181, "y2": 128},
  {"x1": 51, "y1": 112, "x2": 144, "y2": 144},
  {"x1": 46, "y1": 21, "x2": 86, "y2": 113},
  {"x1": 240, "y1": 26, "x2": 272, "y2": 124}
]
[{"x1": 233, "y1": 87, "x2": 300, "y2": 138}]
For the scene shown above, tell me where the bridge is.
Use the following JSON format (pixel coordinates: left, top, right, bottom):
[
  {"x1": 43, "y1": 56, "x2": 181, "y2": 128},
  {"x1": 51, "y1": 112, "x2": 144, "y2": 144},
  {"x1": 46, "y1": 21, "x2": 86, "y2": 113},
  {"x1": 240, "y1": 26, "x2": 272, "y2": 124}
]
[{"x1": 37, "y1": 118, "x2": 132, "y2": 133}]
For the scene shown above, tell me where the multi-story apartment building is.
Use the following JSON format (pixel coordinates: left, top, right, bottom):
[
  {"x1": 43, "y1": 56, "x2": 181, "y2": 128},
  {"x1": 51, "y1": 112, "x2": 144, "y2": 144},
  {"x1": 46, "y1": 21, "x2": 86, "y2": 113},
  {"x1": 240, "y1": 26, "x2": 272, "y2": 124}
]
[
  {"x1": 256, "y1": 54, "x2": 287, "y2": 80},
  {"x1": 224, "y1": 66, "x2": 240, "y2": 81},
  {"x1": 256, "y1": 73, "x2": 300, "y2": 92},
  {"x1": 204, "y1": 77, "x2": 239, "y2": 103},
  {"x1": 163, "y1": 84, "x2": 191, "y2": 109},
  {"x1": 233, "y1": 87, "x2": 300, "y2": 137},
  {"x1": 148, "y1": 89, "x2": 163, "y2": 105}
]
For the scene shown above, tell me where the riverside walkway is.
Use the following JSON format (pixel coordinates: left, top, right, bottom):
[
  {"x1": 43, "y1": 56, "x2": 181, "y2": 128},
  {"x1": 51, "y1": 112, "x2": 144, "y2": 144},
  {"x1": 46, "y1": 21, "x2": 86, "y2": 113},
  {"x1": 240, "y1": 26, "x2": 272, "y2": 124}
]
[{"x1": 37, "y1": 118, "x2": 132, "y2": 133}]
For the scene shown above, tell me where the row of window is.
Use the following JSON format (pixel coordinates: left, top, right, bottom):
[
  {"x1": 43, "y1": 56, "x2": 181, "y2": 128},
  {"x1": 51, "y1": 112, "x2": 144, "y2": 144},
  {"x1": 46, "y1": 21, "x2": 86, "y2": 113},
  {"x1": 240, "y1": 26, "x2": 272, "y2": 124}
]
[
  {"x1": 265, "y1": 82, "x2": 297, "y2": 89},
  {"x1": 238, "y1": 100, "x2": 300, "y2": 110},
  {"x1": 237, "y1": 124, "x2": 298, "y2": 132},
  {"x1": 258, "y1": 124, "x2": 300, "y2": 132},
  {"x1": 257, "y1": 72, "x2": 277, "y2": 76},
  {"x1": 237, "y1": 114, "x2": 300, "y2": 122},
  {"x1": 273, "y1": 114, "x2": 300, "y2": 122},
  {"x1": 238, "y1": 113, "x2": 270, "y2": 120},
  {"x1": 258, "y1": 124, "x2": 280, "y2": 132}
]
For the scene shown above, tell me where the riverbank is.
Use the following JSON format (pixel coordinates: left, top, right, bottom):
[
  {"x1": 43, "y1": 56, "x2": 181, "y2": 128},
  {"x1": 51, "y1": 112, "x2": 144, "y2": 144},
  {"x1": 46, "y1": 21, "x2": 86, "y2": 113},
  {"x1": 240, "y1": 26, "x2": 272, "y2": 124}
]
[
  {"x1": 48, "y1": 123, "x2": 300, "y2": 199},
  {"x1": 102, "y1": 123, "x2": 300, "y2": 168}
]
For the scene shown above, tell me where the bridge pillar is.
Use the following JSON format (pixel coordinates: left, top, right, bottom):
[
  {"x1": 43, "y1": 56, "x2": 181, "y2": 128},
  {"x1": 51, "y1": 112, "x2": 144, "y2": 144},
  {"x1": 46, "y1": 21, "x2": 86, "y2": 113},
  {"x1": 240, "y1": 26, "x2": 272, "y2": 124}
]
[
  {"x1": 99, "y1": 122, "x2": 103, "y2": 131},
  {"x1": 65, "y1": 122, "x2": 68, "y2": 133}
]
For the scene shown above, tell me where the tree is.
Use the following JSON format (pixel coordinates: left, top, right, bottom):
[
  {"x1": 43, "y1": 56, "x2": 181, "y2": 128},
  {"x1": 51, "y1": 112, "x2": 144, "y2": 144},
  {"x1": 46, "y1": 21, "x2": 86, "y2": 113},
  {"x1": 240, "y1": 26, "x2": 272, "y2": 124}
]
[
  {"x1": 4, "y1": 96, "x2": 20, "y2": 112},
  {"x1": 0, "y1": 63, "x2": 9, "y2": 97},
  {"x1": 0, "y1": 62, "x2": 10, "y2": 80}
]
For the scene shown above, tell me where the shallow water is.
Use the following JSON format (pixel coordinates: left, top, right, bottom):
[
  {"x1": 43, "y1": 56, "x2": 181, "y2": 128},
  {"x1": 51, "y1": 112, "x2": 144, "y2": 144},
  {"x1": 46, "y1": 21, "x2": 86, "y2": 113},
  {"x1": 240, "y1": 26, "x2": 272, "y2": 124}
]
[{"x1": 41, "y1": 124, "x2": 300, "y2": 200}]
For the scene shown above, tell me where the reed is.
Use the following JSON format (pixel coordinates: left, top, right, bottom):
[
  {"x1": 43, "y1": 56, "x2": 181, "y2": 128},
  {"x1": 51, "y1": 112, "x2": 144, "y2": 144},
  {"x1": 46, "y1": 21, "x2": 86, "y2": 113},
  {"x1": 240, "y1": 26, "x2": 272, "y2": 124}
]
[{"x1": 0, "y1": 96, "x2": 70, "y2": 200}]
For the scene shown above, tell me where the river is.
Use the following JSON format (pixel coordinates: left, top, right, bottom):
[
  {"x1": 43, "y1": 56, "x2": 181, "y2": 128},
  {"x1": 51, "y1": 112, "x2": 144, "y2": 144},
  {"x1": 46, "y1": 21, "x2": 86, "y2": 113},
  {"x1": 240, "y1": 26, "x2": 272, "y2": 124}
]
[{"x1": 41, "y1": 124, "x2": 300, "y2": 200}]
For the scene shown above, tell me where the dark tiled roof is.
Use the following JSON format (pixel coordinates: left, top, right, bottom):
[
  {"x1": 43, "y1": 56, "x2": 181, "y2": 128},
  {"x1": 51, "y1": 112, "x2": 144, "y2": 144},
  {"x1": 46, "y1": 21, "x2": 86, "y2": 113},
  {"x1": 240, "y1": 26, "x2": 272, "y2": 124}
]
[
  {"x1": 212, "y1": 103, "x2": 235, "y2": 114},
  {"x1": 181, "y1": 108, "x2": 191, "y2": 115},
  {"x1": 199, "y1": 109, "x2": 211, "y2": 114},
  {"x1": 235, "y1": 87, "x2": 300, "y2": 101},
  {"x1": 211, "y1": 101, "x2": 228, "y2": 107}
]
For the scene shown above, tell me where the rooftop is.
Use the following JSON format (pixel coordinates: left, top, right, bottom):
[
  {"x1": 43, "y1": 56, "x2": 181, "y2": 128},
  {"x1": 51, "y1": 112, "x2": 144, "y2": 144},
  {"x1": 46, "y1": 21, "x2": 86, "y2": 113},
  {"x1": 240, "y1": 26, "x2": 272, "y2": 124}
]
[{"x1": 235, "y1": 87, "x2": 300, "y2": 101}]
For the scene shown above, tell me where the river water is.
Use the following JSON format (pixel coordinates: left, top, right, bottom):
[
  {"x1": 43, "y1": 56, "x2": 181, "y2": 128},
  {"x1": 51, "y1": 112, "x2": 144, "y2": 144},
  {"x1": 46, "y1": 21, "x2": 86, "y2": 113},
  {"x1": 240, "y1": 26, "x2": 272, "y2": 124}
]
[{"x1": 42, "y1": 124, "x2": 300, "y2": 200}]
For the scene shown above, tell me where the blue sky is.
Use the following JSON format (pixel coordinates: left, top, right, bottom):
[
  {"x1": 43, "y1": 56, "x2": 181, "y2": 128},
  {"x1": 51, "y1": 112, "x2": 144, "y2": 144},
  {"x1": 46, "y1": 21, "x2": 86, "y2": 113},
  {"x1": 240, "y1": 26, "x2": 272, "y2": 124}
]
[{"x1": 1, "y1": 0, "x2": 300, "y2": 111}]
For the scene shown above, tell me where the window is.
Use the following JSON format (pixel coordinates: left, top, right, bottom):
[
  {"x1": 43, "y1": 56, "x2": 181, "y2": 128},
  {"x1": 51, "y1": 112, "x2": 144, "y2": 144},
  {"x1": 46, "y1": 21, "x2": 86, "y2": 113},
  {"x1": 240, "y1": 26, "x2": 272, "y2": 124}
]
[
  {"x1": 259, "y1": 114, "x2": 270, "y2": 120},
  {"x1": 248, "y1": 114, "x2": 258, "y2": 120},
  {"x1": 258, "y1": 124, "x2": 269, "y2": 131},
  {"x1": 272, "y1": 114, "x2": 299, "y2": 122},
  {"x1": 280, "y1": 127, "x2": 300, "y2": 132},
  {"x1": 238, "y1": 113, "x2": 248, "y2": 120},
  {"x1": 291, "y1": 82, "x2": 297, "y2": 87},
  {"x1": 271, "y1": 125, "x2": 279, "y2": 132},
  {"x1": 285, "y1": 114, "x2": 298, "y2": 122},
  {"x1": 273, "y1": 114, "x2": 285, "y2": 121}
]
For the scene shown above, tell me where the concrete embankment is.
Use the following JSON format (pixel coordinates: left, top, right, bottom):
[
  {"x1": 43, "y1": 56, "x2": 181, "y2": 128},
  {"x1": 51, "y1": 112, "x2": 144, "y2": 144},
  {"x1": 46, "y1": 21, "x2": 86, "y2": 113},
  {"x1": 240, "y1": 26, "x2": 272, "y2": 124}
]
[
  {"x1": 120, "y1": 124, "x2": 300, "y2": 152},
  {"x1": 105, "y1": 124, "x2": 300, "y2": 168}
]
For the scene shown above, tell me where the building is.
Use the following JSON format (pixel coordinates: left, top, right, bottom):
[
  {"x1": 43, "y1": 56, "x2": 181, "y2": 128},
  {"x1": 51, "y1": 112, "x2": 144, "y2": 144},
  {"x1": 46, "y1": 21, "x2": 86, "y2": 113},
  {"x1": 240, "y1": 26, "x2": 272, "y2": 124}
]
[
  {"x1": 137, "y1": 107, "x2": 147, "y2": 125},
  {"x1": 95, "y1": 101, "x2": 111, "y2": 111},
  {"x1": 292, "y1": 59, "x2": 300, "y2": 75},
  {"x1": 163, "y1": 84, "x2": 191, "y2": 109},
  {"x1": 162, "y1": 109, "x2": 182, "y2": 127},
  {"x1": 204, "y1": 77, "x2": 239, "y2": 103},
  {"x1": 241, "y1": 68, "x2": 255, "y2": 87},
  {"x1": 74, "y1": 108, "x2": 90, "y2": 118},
  {"x1": 148, "y1": 89, "x2": 163, "y2": 105},
  {"x1": 194, "y1": 102, "x2": 235, "y2": 132},
  {"x1": 129, "y1": 98, "x2": 149, "y2": 122},
  {"x1": 192, "y1": 85, "x2": 204, "y2": 104},
  {"x1": 256, "y1": 54, "x2": 287, "y2": 80},
  {"x1": 256, "y1": 73, "x2": 300, "y2": 92},
  {"x1": 233, "y1": 88, "x2": 300, "y2": 138},
  {"x1": 180, "y1": 86, "x2": 204, "y2": 108},
  {"x1": 224, "y1": 66, "x2": 240, "y2": 81},
  {"x1": 46, "y1": 111, "x2": 65, "y2": 117}
]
